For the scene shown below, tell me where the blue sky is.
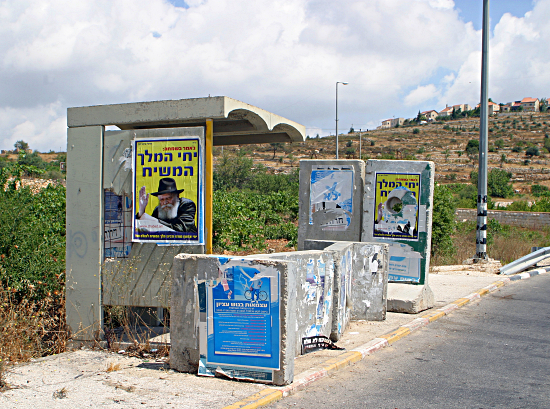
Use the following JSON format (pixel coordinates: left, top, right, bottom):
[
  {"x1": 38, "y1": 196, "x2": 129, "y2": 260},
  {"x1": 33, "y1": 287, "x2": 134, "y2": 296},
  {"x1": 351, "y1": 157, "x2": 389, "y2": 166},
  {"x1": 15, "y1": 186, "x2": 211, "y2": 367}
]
[
  {"x1": 0, "y1": 0, "x2": 548, "y2": 150},
  {"x1": 455, "y1": 0, "x2": 535, "y2": 30}
]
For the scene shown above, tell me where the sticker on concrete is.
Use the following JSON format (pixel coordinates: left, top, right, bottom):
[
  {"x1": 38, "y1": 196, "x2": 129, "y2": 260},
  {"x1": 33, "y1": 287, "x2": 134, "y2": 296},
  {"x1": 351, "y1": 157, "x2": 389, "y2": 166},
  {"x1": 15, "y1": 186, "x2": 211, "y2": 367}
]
[
  {"x1": 387, "y1": 242, "x2": 422, "y2": 282},
  {"x1": 301, "y1": 335, "x2": 344, "y2": 355},
  {"x1": 373, "y1": 173, "x2": 420, "y2": 240},
  {"x1": 309, "y1": 167, "x2": 354, "y2": 231}
]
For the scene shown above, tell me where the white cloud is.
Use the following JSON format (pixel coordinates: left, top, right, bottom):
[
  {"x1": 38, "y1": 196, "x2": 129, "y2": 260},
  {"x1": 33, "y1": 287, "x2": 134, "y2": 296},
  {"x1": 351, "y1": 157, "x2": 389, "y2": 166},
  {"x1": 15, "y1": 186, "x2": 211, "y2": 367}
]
[
  {"x1": 0, "y1": 0, "x2": 547, "y2": 151},
  {"x1": 404, "y1": 84, "x2": 439, "y2": 107}
]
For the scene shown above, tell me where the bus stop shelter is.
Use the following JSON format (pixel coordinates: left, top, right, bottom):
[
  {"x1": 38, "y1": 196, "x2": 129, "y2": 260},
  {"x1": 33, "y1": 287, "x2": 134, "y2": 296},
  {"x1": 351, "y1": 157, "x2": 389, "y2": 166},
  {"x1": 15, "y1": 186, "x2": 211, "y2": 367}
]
[{"x1": 66, "y1": 96, "x2": 305, "y2": 342}]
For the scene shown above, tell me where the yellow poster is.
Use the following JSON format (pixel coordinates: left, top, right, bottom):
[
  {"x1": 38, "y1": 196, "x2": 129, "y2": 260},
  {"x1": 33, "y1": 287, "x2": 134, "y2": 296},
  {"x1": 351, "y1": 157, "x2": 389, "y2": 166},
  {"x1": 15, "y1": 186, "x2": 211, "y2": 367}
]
[
  {"x1": 373, "y1": 173, "x2": 420, "y2": 240},
  {"x1": 132, "y1": 136, "x2": 203, "y2": 244}
]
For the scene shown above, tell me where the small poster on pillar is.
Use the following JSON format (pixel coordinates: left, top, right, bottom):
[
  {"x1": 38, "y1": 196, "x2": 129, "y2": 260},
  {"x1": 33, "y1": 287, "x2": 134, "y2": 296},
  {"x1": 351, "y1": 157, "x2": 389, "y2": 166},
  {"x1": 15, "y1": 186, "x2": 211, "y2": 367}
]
[
  {"x1": 309, "y1": 167, "x2": 354, "y2": 231},
  {"x1": 132, "y1": 135, "x2": 204, "y2": 244},
  {"x1": 373, "y1": 172, "x2": 420, "y2": 240}
]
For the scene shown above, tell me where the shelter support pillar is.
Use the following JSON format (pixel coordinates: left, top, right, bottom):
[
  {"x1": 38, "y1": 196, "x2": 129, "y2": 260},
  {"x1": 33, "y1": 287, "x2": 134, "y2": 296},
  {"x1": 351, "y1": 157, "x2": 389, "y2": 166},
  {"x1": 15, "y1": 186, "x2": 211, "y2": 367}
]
[
  {"x1": 205, "y1": 119, "x2": 213, "y2": 254},
  {"x1": 66, "y1": 126, "x2": 104, "y2": 343}
]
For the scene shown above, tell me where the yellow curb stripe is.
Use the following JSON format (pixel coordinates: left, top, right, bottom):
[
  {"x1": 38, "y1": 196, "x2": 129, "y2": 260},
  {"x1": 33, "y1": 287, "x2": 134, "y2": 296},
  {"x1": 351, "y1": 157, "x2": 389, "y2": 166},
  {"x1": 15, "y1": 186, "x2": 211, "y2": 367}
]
[
  {"x1": 493, "y1": 281, "x2": 506, "y2": 288},
  {"x1": 322, "y1": 351, "x2": 363, "y2": 372},
  {"x1": 451, "y1": 298, "x2": 470, "y2": 307},
  {"x1": 380, "y1": 326, "x2": 411, "y2": 344},
  {"x1": 425, "y1": 310, "x2": 446, "y2": 322},
  {"x1": 223, "y1": 389, "x2": 283, "y2": 409},
  {"x1": 476, "y1": 288, "x2": 490, "y2": 296},
  {"x1": 420, "y1": 311, "x2": 441, "y2": 319}
]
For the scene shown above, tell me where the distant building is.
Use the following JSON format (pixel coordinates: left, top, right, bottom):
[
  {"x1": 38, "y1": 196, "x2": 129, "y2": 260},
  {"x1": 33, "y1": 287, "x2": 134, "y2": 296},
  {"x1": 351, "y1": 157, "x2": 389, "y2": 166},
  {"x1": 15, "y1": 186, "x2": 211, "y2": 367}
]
[
  {"x1": 520, "y1": 97, "x2": 539, "y2": 112},
  {"x1": 380, "y1": 117, "x2": 404, "y2": 128},
  {"x1": 438, "y1": 106, "x2": 454, "y2": 117},
  {"x1": 476, "y1": 101, "x2": 500, "y2": 115},
  {"x1": 421, "y1": 110, "x2": 438, "y2": 121}
]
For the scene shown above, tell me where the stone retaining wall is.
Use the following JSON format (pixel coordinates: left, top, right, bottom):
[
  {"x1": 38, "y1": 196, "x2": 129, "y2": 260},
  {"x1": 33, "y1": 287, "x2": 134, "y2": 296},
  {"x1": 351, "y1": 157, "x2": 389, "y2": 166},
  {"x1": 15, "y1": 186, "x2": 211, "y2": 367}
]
[{"x1": 455, "y1": 208, "x2": 550, "y2": 228}]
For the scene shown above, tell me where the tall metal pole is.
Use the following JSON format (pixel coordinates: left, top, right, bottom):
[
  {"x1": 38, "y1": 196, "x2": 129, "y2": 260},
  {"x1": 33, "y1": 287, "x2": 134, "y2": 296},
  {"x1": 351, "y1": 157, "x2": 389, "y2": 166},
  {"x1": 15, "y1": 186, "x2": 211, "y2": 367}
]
[
  {"x1": 359, "y1": 129, "x2": 362, "y2": 160},
  {"x1": 476, "y1": 0, "x2": 489, "y2": 260},
  {"x1": 335, "y1": 81, "x2": 348, "y2": 159}
]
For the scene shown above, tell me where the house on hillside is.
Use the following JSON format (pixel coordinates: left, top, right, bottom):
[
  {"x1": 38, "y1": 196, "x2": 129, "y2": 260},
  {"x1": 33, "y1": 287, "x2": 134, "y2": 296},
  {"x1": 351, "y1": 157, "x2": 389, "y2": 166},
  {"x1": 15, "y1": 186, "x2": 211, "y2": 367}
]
[
  {"x1": 452, "y1": 103, "x2": 471, "y2": 113},
  {"x1": 439, "y1": 106, "x2": 454, "y2": 117},
  {"x1": 421, "y1": 110, "x2": 438, "y2": 121},
  {"x1": 476, "y1": 101, "x2": 500, "y2": 115},
  {"x1": 380, "y1": 117, "x2": 404, "y2": 128},
  {"x1": 381, "y1": 119, "x2": 392, "y2": 129},
  {"x1": 520, "y1": 97, "x2": 539, "y2": 112},
  {"x1": 511, "y1": 101, "x2": 522, "y2": 111}
]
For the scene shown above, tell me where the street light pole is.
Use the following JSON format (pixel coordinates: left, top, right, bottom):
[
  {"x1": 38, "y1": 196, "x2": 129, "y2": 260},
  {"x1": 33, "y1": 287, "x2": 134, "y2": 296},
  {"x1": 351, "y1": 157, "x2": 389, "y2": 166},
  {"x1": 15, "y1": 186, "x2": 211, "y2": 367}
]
[
  {"x1": 335, "y1": 81, "x2": 348, "y2": 159},
  {"x1": 475, "y1": 0, "x2": 489, "y2": 261}
]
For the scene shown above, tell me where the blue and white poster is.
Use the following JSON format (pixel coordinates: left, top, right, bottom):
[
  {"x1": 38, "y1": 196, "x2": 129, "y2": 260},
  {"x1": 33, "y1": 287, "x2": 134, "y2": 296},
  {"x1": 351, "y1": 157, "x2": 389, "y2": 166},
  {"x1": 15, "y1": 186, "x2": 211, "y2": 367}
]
[
  {"x1": 309, "y1": 167, "x2": 354, "y2": 231},
  {"x1": 198, "y1": 258, "x2": 280, "y2": 382}
]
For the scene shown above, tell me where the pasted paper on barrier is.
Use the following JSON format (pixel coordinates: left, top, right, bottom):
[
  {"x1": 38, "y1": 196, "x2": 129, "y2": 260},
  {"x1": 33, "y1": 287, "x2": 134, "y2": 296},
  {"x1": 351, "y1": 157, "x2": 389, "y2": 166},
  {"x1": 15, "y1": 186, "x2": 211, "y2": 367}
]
[
  {"x1": 309, "y1": 167, "x2": 354, "y2": 231},
  {"x1": 197, "y1": 258, "x2": 280, "y2": 383},
  {"x1": 373, "y1": 173, "x2": 420, "y2": 240},
  {"x1": 104, "y1": 191, "x2": 132, "y2": 258},
  {"x1": 132, "y1": 136, "x2": 204, "y2": 244}
]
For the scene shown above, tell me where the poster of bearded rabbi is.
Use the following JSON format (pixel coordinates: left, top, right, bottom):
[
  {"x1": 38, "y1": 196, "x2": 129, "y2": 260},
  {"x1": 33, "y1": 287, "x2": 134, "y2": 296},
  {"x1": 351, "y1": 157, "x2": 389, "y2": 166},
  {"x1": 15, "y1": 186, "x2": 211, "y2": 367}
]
[{"x1": 132, "y1": 135, "x2": 204, "y2": 245}]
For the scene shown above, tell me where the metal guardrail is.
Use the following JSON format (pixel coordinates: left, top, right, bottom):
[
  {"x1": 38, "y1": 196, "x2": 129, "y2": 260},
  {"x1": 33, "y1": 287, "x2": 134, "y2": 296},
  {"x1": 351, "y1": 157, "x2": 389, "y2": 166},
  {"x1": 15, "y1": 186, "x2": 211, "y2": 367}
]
[{"x1": 499, "y1": 246, "x2": 550, "y2": 275}]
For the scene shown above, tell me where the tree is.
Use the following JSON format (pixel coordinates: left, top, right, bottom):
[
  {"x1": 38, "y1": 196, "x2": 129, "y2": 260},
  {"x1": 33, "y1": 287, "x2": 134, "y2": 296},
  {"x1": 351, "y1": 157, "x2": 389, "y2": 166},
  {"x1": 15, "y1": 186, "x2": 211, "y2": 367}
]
[
  {"x1": 345, "y1": 147, "x2": 356, "y2": 159},
  {"x1": 500, "y1": 153, "x2": 506, "y2": 168},
  {"x1": 472, "y1": 169, "x2": 514, "y2": 198},
  {"x1": 540, "y1": 98, "x2": 548, "y2": 112},
  {"x1": 525, "y1": 146, "x2": 540, "y2": 157},
  {"x1": 346, "y1": 140, "x2": 353, "y2": 147},
  {"x1": 348, "y1": 127, "x2": 355, "y2": 134},
  {"x1": 270, "y1": 143, "x2": 284, "y2": 160},
  {"x1": 14, "y1": 140, "x2": 29, "y2": 151},
  {"x1": 415, "y1": 111, "x2": 426, "y2": 123},
  {"x1": 465, "y1": 139, "x2": 479, "y2": 156},
  {"x1": 213, "y1": 153, "x2": 254, "y2": 190}
]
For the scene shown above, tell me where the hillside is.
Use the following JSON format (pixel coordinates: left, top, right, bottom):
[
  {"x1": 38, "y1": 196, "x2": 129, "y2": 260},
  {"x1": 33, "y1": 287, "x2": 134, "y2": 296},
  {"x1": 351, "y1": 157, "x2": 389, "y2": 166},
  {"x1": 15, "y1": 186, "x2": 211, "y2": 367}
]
[{"x1": 219, "y1": 112, "x2": 550, "y2": 198}]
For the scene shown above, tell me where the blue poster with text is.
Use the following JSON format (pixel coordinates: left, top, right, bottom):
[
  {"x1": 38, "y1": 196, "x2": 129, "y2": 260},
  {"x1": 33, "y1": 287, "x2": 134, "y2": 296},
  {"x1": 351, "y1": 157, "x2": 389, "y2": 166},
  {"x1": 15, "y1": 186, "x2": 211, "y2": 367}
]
[{"x1": 205, "y1": 260, "x2": 280, "y2": 372}]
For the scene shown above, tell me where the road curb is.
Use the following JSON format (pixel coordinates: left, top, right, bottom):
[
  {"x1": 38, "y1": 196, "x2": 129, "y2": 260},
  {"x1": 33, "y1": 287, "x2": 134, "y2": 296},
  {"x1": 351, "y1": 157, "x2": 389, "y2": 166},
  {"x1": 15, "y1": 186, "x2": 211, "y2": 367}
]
[{"x1": 222, "y1": 270, "x2": 548, "y2": 409}]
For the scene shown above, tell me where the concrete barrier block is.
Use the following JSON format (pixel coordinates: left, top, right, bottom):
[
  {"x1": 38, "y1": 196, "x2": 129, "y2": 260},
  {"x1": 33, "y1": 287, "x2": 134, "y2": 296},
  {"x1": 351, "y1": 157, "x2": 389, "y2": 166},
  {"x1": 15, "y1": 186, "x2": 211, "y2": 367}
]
[
  {"x1": 324, "y1": 242, "x2": 355, "y2": 341},
  {"x1": 303, "y1": 240, "x2": 389, "y2": 321},
  {"x1": 251, "y1": 251, "x2": 335, "y2": 355},
  {"x1": 297, "y1": 160, "x2": 365, "y2": 250},
  {"x1": 170, "y1": 254, "x2": 295, "y2": 385},
  {"x1": 362, "y1": 160, "x2": 435, "y2": 285},
  {"x1": 349, "y1": 242, "x2": 389, "y2": 321}
]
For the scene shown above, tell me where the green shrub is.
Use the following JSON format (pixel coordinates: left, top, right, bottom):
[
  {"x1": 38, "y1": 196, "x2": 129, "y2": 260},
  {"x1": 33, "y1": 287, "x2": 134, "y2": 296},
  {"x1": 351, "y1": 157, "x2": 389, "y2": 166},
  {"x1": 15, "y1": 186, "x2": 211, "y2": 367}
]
[
  {"x1": 465, "y1": 139, "x2": 479, "y2": 155},
  {"x1": 0, "y1": 183, "x2": 66, "y2": 302},
  {"x1": 431, "y1": 184, "x2": 456, "y2": 259},
  {"x1": 525, "y1": 146, "x2": 540, "y2": 157},
  {"x1": 471, "y1": 169, "x2": 513, "y2": 198},
  {"x1": 531, "y1": 184, "x2": 550, "y2": 197}
]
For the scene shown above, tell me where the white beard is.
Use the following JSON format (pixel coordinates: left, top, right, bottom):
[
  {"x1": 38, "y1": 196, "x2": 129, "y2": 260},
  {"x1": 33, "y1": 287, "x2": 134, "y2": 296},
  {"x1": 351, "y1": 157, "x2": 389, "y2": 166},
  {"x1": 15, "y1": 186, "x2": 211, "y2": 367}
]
[{"x1": 158, "y1": 201, "x2": 179, "y2": 220}]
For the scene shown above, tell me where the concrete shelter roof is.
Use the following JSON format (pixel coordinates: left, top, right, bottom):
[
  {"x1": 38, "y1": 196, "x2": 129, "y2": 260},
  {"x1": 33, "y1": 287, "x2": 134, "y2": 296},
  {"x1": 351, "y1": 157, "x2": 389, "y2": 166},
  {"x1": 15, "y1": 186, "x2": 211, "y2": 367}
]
[{"x1": 67, "y1": 96, "x2": 306, "y2": 146}]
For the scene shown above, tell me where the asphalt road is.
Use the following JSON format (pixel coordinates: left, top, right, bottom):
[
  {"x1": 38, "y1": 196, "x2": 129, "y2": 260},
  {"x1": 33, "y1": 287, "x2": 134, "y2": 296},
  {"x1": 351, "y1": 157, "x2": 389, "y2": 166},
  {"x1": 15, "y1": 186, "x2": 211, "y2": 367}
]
[{"x1": 269, "y1": 274, "x2": 550, "y2": 409}]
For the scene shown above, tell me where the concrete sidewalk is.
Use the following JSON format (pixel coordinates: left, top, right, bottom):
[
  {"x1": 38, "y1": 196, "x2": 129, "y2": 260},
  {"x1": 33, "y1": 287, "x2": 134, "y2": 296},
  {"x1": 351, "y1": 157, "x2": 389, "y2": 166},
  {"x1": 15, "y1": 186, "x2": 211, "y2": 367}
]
[{"x1": 1, "y1": 263, "x2": 535, "y2": 409}]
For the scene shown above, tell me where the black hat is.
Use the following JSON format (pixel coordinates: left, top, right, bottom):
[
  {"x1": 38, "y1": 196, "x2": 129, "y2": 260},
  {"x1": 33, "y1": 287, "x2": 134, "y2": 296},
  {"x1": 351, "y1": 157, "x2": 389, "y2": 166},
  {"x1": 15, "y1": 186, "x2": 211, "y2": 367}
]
[{"x1": 151, "y1": 178, "x2": 184, "y2": 196}]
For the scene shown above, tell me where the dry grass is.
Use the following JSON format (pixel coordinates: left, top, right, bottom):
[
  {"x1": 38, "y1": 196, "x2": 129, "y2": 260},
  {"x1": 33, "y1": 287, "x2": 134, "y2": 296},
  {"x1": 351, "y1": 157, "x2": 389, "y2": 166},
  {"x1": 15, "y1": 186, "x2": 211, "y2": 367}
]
[
  {"x1": 432, "y1": 221, "x2": 550, "y2": 266},
  {"x1": 106, "y1": 362, "x2": 122, "y2": 372},
  {"x1": 0, "y1": 285, "x2": 67, "y2": 367}
]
